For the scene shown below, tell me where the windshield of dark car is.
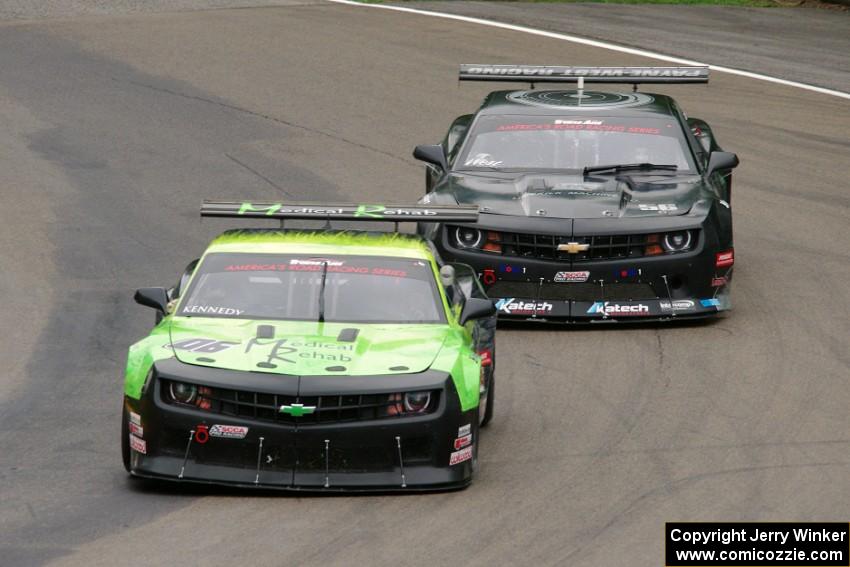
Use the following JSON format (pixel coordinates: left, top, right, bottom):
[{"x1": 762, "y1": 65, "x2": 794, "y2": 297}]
[
  {"x1": 456, "y1": 115, "x2": 696, "y2": 172},
  {"x1": 178, "y1": 253, "x2": 446, "y2": 324}
]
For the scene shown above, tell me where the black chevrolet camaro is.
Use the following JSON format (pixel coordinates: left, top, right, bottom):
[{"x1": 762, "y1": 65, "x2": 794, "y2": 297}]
[{"x1": 415, "y1": 65, "x2": 739, "y2": 323}]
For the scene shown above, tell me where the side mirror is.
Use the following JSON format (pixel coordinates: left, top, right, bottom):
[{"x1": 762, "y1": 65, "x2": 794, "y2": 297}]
[
  {"x1": 413, "y1": 144, "x2": 448, "y2": 171},
  {"x1": 134, "y1": 287, "x2": 169, "y2": 313},
  {"x1": 706, "y1": 151, "x2": 739, "y2": 177},
  {"x1": 439, "y1": 265, "x2": 456, "y2": 288},
  {"x1": 459, "y1": 297, "x2": 496, "y2": 326}
]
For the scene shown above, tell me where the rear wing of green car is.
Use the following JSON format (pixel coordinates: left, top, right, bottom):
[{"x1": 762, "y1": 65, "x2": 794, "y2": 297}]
[{"x1": 201, "y1": 200, "x2": 479, "y2": 225}]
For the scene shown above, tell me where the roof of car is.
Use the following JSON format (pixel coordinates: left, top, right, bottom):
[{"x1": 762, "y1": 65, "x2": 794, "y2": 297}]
[
  {"x1": 476, "y1": 89, "x2": 679, "y2": 117},
  {"x1": 204, "y1": 229, "x2": 436, "y2": 260}
]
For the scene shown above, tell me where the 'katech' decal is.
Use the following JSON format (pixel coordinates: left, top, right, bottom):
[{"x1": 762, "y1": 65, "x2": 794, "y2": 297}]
[
  {"x1": 129, "y1": 411, "x2": 142, "y2": 426},
  {"x1": 495, "y1": 298, "x2": 553, "y2": 315},
  {"x1": 454, "y1": 434, "x2": 472, "y2": 450},
  {"x1": 458, "y1": 423, "x2": 471, "y2": 437},
  {"x1": 587, "y1": 302, "x2": 649, "y2": 316}
]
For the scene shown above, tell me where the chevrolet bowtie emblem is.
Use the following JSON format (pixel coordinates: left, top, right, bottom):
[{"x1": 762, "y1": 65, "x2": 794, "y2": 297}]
[
  {"x1": 557, "y1": 242, "x2": 590, "y2": 254},
  {"x1": 279, "y1": 403, "x2": 316, "y2": 417}
]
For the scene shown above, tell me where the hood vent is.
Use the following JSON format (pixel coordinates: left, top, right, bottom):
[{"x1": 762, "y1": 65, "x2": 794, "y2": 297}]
[
  {"x1": 336, "y1": 328, "x2": 359, "y2": 343},
  {"x1": 256, "y1": 325, "x2": 275, "y2": 339}
]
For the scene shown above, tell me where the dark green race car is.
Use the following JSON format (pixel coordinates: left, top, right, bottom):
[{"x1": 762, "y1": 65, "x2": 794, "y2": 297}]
[
  {"x1": 123, "y1": 202, "x2": 497, "y2": 491},
  {"x1": 415, "y1": 65, "x2": 740, "y2": 323}
]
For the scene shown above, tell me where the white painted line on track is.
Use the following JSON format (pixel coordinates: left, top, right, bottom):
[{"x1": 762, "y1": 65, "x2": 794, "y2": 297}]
[{"x1": 326, "y1": 0, "x2": 850, "y2": 101}]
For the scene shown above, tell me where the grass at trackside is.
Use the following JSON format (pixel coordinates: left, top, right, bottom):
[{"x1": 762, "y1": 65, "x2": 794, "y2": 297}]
[{"x1": 362, "y1": 0, "x2": 784, "y2": 6}]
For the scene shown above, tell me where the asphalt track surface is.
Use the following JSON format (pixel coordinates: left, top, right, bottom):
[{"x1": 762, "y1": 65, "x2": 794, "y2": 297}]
[
  {"x1": 0, "y1": 2, "x2": 848, "y2": 566},
  {"x1": 389, "y1": 1, "x2": 850, "y2": 94}
]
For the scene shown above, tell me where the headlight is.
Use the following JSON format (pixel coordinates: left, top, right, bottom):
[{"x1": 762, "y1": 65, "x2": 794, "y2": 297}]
[
  {"x1": 164, "y1": 380, "x2": 213, "y2": 410},
  {"x1": 168, "y1": 381, "x2": 197, "y2": 404},
  {"x1": 453, "y1": 227, "x2": 502, "y2": 253},
  {"x1": 384, "y1": 391, "x2": 435, "y2": 416},
  {"x1": 403, "y1": 391, "x2": 431, "y2": 413},
  {"x1": 454, "y1": 227, "x2": 483, "y2": 249},
  {"x1": 662, "y1": 230, "x2": 693, "y2": 252}
]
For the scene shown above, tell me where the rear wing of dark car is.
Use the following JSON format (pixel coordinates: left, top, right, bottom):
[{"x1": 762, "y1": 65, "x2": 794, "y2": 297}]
[{"x1": 459, "y1": 65, "x2": 709, "y2": 85}]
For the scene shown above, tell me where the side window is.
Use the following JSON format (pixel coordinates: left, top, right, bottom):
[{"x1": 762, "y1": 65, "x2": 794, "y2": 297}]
[
  {"x1": 169, "y1": 258, "x2": 199, "y2": 302},
  {"x1": 451, "y1": 263, "x2": 487, "y2": 301},
  {"x1": 445, "y1": 114, "x2": 473, "y2": 165}
]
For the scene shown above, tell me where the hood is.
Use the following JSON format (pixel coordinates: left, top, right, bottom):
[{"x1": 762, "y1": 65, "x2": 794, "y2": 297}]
[
  {"x1": 166, "y1": 318, "x2": 450, "y2": 376},
  {"x1": 448, "y1": 172, "x2": 706, "y2": 219}
]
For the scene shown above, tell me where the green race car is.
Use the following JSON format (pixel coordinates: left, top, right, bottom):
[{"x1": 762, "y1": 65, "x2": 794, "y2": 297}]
[{"x1": 123, "y1": 202, "x2": 497, "y2": 491}]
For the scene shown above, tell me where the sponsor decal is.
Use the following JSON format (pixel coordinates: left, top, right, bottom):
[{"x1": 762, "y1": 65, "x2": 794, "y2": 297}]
[
  {"x1": 463, "y1": 65, "x2": 706, "y2": 80},
  {"x1": 464, "y1": 153, "x2": 503, "y2": 168},
  {"x1": 235, "y1": 203, "x2": 458, "y2": 219},
  {"x1": 225, "y1": 262, "x2": 408, "y2": 277},
  {"x1": 554, "y1": 119, "x2": 603, "y2": 125},
  {"x1": 290, "y1": 258, "x2": 344, "y2": 267},
  {"x1": 711, "y1": 276, "x2": 728, "y2": 287},
  {"x1": 554, "y1": 271, "x2": 590, "y2": 283},
  {"x1": 454, "y1": 434, "x2": 472, "y2": 450},
  {"x1": 128, "y1": 422, "x2": 144, "y2": 437},
  {"x1": 700, "y1": 298, "x2": 721, "y2": 308},
  {"x1": 587, "y1": 302, "x2": 649, "y2": 316},
  {"x1": 617, "y1": 268, "x2": 640, "y2": 279},
  {"x1": 244, "y1": 337, "x2": 355, "y2": 366},
  {"x1": 499, "y1": 123, "x2": 630, "y2": 132},
  {"x1": 449, "y1": 446, "x2": 473, "y2": 466},
  {"x1": 209, "y1": 424, "x2": 249, "y2": 439},
  {"x1": 182, "y1": 306, "x2": 245, "y2": 316},
  {"x1": 458, "y1": 423, "x2": 471, "y2": 437},
  {"x1": 637, "y1": 203, "x2": 678, "y2": 212},
  {"x1": 660, "y1": 300, "x2": 695, "y2": 312},
  {"x1": 495, "y1": 298, "x2": 553, "y2": 315},
  {"x1": 129, "y1": 411, "x2": 141, "y2": 426},
  {"x1": 129, "y1": 434, "x2": 146, "y2": 454},
  {"x1": 195, "y1": 425, "x2": 210, "y2": 444},
  {"x1": 172, "y1": 338, "x2": 240, "y2": 353},
  {"x1": 498, "y1": 263, "x2": 526, "y2": 274}
]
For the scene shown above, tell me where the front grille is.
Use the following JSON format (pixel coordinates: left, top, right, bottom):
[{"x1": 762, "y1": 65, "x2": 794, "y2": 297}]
[
  {"x1": 488, "y1": 281, "x2": 657, "y2": 301},
  {"x1": 161, "y1": 380, "x2": 439, "y2": 425},
  {"x1": 493, "y1": 232, "x2": 657, "y2": 262},
  {"x1": 297, "y1": 436, "x2": 432, "y2": 472}
]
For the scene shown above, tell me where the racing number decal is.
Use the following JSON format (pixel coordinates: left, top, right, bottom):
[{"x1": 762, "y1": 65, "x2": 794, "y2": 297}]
[{"x1": 172, "y1": 338, "x2": 239, "y2": 353}]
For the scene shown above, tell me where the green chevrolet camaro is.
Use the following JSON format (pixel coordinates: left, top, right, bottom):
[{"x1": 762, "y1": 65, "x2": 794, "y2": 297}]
[{"x1": 123, "y1": 202, "x2": 497, "y2": 491}]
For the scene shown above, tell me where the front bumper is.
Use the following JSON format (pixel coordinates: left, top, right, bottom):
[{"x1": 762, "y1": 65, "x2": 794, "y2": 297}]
[
  {"x1": 125, "y1": 361, "x2": 478, "y2": 492},
  {"x1": 435, "y1": 224, "x2": 732, "y2": 323}
]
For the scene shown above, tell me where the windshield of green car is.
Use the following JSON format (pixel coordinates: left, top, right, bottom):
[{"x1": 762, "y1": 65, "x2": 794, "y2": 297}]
[
  {"x1": 177, "y1": 253, "x2": 446, "y2": 324},
  {"x1": 456, "y1": 115, "x2": 696, "y2": 172}
]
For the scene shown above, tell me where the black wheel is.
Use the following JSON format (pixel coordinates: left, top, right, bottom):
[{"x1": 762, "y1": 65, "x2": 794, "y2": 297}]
[
  {"x1": 479, "y1": 362, "x2": 495, "y2": 427},
  {"x1": 121, "y1": 404, "x2": 131, "y2": 472}
]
